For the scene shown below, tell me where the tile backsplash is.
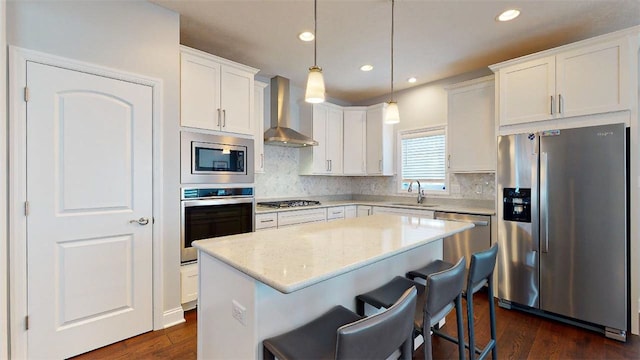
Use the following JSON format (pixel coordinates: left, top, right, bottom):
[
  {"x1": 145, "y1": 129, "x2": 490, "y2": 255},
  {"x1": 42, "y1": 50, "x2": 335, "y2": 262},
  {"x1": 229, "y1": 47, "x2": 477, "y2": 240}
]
[{"x1": 255, "y1": 145, "x2": 495, "y2": 201}]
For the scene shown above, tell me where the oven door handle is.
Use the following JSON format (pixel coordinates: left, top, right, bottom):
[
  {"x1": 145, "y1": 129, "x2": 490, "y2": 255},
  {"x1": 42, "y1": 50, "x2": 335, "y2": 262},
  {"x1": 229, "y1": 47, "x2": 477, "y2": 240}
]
[{"x1": 182, "y1": 197, "x2": 254, "y2": 207}]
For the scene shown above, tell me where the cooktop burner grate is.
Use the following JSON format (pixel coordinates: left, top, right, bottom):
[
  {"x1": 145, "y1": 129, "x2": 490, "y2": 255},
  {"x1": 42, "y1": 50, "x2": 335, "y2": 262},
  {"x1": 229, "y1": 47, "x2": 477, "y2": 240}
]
[{"x1": 257, "y1": 200, "x2": 322, "y2": 208}]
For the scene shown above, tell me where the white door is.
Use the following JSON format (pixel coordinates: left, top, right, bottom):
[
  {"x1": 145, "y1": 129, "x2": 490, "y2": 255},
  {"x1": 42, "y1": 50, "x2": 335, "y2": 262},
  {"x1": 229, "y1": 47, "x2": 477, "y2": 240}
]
[{"x1": 26, "y1": 61, "x2": 153, "y2": 359}]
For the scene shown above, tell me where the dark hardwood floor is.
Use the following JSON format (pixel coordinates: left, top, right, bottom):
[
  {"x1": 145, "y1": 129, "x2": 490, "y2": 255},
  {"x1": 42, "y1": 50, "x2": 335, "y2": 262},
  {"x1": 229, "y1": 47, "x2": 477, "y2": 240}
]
[{"x1": 72, "y1": 291, "x2": 640, "y2": 359}]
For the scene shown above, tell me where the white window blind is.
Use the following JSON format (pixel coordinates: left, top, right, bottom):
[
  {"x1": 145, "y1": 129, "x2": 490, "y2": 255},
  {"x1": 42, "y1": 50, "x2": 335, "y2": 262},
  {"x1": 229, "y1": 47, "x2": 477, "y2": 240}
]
[{"x1": 399, "y1": 127, "x2": 447, "y2": 192}]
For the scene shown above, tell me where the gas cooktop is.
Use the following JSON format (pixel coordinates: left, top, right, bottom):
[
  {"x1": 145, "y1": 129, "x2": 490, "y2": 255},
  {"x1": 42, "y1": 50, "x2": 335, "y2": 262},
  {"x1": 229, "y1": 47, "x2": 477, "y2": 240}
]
[{"x1": 257, "y1": 200, "x2": 322, "y2": 208}]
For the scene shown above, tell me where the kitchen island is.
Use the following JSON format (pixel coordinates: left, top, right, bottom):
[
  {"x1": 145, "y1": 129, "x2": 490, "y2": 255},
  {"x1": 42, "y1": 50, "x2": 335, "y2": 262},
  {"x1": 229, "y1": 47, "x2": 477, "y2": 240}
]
[{"x1": 193, "y1": 214, "x2": 474, "y2": 359}]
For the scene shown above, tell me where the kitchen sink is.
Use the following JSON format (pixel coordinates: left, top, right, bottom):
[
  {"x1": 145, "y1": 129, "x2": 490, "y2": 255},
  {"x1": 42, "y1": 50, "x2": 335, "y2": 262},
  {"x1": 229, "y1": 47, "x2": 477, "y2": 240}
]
[{"x1": 388, "y1": 202, "x2": 439, "y2": 208}]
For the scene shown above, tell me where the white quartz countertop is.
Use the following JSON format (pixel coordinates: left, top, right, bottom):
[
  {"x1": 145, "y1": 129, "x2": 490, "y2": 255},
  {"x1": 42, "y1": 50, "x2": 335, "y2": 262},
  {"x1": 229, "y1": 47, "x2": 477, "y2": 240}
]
[{"x1": 193, "y1": 214, "x2": 474, "y2": 293}]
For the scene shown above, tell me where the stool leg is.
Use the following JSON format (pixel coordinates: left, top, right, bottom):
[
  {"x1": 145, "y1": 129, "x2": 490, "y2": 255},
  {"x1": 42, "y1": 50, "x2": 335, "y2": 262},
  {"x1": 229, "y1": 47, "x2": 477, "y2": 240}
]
[
  {"x1": 467, "y1": 292, "x2": 476, "y2": 360},
  {"x1": 423, "y1": 314, "x2": 434, "y2": 360},
  {"x1": 455, "y1": 294, "x2": 465, "y2": 360},
  {"x1": 488, "y1": 280, "x2": 498, "y2": 360},
  {"x1": 356, "y1": 298, "x2": 365, "y2": 316}
]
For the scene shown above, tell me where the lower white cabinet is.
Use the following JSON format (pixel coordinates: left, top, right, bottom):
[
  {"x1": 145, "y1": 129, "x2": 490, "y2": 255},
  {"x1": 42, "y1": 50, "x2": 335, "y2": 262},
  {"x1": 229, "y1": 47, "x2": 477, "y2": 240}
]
[
  {"x1": 327, "y1": 206, "x2": 346, "y2": 221},
  {"x1": 357, "y1": 205, "x2": 373, "y2": 217},
  {"x1": 255, "y1": 212, "x2": 278, "y2": 230},
  {"x1": 181, "y1": 262, "x2": 198, "y2": 306},
  {"x1": 277, "y1": 208, "x2": 327, "y2": 228},
  {"x1": 345, "y1": 205, "x2": 357, "y2": 218}
]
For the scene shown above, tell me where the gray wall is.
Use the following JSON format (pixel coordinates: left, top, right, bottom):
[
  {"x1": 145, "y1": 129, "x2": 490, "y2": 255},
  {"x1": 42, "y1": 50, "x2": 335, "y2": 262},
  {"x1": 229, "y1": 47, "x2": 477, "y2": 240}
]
[
  {"x1": 6, "y1": 0, "x2": 182, "y2": 323},
  {"x1": 1, "y1": 1, "x2": 8, "y2": 358}
]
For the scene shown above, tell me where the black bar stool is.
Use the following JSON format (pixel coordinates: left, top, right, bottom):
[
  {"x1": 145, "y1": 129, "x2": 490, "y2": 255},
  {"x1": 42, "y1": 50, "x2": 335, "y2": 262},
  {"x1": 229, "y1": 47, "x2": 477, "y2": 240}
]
[
  {"x1": 355, "y1": 257, "x2": 467, "y2": 360},
  {"x1": 407, "y1": 244, "x2": 499, "y2": 360},
  {"x1": 263, "y1": 286, "x2": 417, "y2": 360}
]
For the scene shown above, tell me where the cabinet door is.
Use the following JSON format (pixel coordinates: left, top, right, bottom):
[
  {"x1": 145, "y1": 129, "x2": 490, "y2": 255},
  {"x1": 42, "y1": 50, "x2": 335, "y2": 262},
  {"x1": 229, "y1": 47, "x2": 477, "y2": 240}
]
[
  {"x1": 356, "y1": 205, "x2": 372, "y2": 217},
  {"x1": 312, "y1": 104, "x2": 329, "y2": 173},
  {"x1": 181, "y1": 52, "x2": 221, "y2": 130},
  {"x1": 448, "y1": 79, "x2": 495, "y2": 172},
  {"x1": 556, "y1": 38, "x2": 629, "y2": 118},
  {"x1": 343, "y1": 110, "x2": 366, "y2": 175},
  {"x1": 345, "y1": 205, "x2": 357, "y2": 218},
  {"x1": 327, "y1": 107, "x2": 344, "y2": 174},
  {"x1": 499, "y1": 56, "x2": 555, "y2": 125},
  {"x1": 366, "y1": 104, "x2": 394, "y2": 175},
  {"x1": 220, "y1": 65, "x2": 254, "y2": 135}
]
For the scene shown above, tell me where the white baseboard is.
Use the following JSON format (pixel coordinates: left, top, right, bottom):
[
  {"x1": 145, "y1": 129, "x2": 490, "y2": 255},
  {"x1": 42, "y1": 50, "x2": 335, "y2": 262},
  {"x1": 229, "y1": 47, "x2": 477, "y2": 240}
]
[{"x1": 163, "y1": 307, "x2": 186, "y2": 328}]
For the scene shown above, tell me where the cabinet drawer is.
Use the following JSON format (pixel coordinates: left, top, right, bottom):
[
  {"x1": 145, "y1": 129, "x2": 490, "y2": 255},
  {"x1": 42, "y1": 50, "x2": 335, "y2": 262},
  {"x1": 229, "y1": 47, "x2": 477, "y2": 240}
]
[
  {"x1": 255, "y1": 212, "x2": 278, "y2": 230},
  {"x1": 181, "y1": 263, "x2": 198, "y2": 304},
  {"x1": 278, "y1": 208, "x2": 327, "y2": 227},
  {"x1": 327, "y1": 206, "x2": 346, "y2": 221}
]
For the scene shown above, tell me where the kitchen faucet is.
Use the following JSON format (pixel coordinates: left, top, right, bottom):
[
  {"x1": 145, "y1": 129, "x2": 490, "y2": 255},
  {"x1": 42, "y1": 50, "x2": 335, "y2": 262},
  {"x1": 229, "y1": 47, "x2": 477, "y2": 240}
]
[{"x1": 408, "y1": 180, "x2": 424, "y2": 204}]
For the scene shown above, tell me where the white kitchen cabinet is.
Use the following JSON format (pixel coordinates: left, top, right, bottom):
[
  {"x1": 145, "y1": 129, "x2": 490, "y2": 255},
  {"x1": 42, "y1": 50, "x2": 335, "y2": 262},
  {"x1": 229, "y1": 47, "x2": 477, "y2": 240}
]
[
  {"x1": 300, "y1": 103, "x2": 344, "y2": 175},
  {"x1": 343, "y1": 108, "x2": 367, "y2": 175},
  {"x1": 180, "y1": 46, "x2": 258, "y2": 135},
  {"x1": 493, "y1": 36, "x2": 630, "y2": 126},
  {"x1": 372, "y1": 206, "x2": 434, "y2": 219},
  {"x1": 180, "y1": 262, "x2": 198, "y2": 307},
  {"x1": 277, "y1": 208, "x2": 327, "y2": 228},
  {"x1": 345, "y1": 205, "x2": 357, "y2": 218},
  {"x1": 255, "y1": 212, "x2": 277, "y2": 230},
  {"x1": 446, "y1": 76, "x2": 495, "y2": 172},
  {"x1": 327, "y1": 206, "x2": 346, "y2": 221},
  {"x1": 366, "y1": 103, "x2": 394, "y2": 175},
  {"x1": 357, "y1": 205, "x2": 372, "y2": 217},
  {"x1": 254, "y1": 81, "x2": 268, "y2": 173}
]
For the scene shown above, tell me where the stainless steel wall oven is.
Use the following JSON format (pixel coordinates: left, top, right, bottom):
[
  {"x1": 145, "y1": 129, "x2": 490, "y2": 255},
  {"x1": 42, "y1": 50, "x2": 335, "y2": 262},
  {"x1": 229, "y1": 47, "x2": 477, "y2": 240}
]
[{"x1": 181, "y1": 187, "x2": 254, "y2": 263}]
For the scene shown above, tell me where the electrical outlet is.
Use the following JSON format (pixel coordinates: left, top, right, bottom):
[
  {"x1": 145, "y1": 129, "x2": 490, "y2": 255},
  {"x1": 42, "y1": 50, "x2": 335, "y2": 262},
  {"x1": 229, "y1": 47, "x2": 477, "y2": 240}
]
[
  {"x1": 475, "y1": 184, "x2": 483, "y2": 194},
  {"x1": 232, "y1": 300, "x2": 246, "y2": 325}
]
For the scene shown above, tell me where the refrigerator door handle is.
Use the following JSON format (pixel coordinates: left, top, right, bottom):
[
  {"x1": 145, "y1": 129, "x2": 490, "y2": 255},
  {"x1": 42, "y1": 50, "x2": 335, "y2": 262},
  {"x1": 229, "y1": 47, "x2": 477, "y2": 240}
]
[{"x1": 540, "y1": 151, "x2": 549, "y2": 253}]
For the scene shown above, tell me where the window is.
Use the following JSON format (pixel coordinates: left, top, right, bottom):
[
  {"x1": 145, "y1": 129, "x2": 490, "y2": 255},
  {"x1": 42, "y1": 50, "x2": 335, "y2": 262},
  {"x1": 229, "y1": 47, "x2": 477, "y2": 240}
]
[{"x1": 398, "y1": 126, "x2": 448, "y2": 193}]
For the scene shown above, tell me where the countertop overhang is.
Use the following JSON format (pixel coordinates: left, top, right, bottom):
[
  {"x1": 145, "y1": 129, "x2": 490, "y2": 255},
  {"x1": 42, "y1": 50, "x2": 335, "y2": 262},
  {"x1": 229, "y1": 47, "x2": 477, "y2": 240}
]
[{"x1": 193, "y1": 214, "x2": 474, "y2": 293}]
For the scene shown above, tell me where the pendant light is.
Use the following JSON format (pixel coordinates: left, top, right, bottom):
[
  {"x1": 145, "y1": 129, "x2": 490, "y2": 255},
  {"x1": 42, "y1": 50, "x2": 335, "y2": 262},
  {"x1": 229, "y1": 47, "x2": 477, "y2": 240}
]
[
  {"x1": 305, "y1": 0, "x2": 326, "y2": 103},
  {"x1": 384, "y1": 0, "x2": 400, "y2": 124}
]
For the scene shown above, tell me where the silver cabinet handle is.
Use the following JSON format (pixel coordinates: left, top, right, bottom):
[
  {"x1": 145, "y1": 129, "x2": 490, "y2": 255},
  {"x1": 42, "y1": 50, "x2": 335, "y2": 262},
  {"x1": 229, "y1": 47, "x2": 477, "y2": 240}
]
[
  {"x1": 558, "y1": 94, "x2": 563, "y2": 114},
  {"x1": 129, "y1": 217, "x2": 149, "y2": 226},
  {"x1": 261, "y1": 154, "x2": 264, "y2": 169},
  {"x1": 550, "y1": 95, "x2": 554, "y2": 115},
  {"x1": 447, "y1": 154, "x2": 451, "y2": 168},
  {"x1": 329, "y1": 160, "x2": 332, "y2": 171},
  {"x1": 222, "y1": 109, "x2": 226, "y2": 127},
  {"x1": 260, "y1": 219, "x2": 274, "y2": 223},
  {"x1": 326, "y1": 160, "x2": 330, "y2": 171},
  {"x1": 217, "y1": 108, "x2": 221, "y2": 126},
  {"x1": 379, "y1": 160, "x2": 382, "y2": 172}
]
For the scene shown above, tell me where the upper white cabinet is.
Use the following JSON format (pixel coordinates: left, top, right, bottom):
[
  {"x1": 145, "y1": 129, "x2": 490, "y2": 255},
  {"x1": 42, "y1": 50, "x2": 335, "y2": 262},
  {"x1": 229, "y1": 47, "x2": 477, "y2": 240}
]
[
  {"x1": 343, "y1": 108, "x2": 367, "y2": 175},
  {"x1": 492, "y1": 36, "x2": 630, "y2": 126},
  {"x1": 254, "y1": 81, "x2": 268, "y2": 173},
  {"x1": 446, "y1": 76, "x2": 495, "y2": 172},
  {"x1": 300, "y1": 103, "x2": 344, "y2": 175},
  {"x1": 180, "y1": 46, "x2": 259, "y2": 135},
  {"x1": 366, "y1": 103, "x2": 394, "y2": 176}
]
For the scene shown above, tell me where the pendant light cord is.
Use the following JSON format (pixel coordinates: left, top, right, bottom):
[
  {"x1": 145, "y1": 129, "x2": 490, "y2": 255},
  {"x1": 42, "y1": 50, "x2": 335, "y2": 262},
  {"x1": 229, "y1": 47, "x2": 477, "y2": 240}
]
[
  {"x1": 314, "y1": 0, "x2": 318, "y2": 67},
  {"x1": 390, "y1": 0, "x2": 395, "y2": 102}
]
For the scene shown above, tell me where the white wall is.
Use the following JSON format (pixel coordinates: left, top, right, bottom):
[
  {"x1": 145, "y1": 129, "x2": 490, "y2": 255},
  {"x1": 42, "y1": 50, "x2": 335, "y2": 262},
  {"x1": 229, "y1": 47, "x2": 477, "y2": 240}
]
[
  {"x1": 6, "y1": 0, "x2": 182, "y2": 335},
  {"x1": 1, "y1": 1, "x2": 8, "y2": 359}
]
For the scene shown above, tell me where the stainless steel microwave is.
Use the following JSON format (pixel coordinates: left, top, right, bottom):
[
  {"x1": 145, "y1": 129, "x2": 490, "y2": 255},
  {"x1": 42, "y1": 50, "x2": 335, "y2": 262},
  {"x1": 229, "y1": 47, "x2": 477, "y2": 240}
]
[{"x1": 181, "y1": 131, "x2": 254, "y2": 184}]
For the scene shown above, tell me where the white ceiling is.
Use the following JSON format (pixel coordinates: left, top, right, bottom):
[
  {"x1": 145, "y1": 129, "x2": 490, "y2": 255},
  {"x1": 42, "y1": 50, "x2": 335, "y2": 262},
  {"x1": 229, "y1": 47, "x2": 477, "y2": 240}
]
[{"x1": 150, "y1": 0, "x2": 640, "y2": 104}]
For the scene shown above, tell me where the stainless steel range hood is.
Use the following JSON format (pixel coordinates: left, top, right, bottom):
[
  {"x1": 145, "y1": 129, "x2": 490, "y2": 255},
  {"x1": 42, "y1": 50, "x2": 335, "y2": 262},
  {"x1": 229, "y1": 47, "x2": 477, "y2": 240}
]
[{"x1": 264, "y1": 76, "x2": 318, "y2": 147}]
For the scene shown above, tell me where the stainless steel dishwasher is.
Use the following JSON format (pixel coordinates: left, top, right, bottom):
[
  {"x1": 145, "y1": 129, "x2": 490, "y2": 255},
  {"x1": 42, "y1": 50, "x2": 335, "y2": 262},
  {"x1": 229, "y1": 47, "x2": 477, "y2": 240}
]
[{"x1": 434, "y1": 211, "x2": 491, "y2": 269}]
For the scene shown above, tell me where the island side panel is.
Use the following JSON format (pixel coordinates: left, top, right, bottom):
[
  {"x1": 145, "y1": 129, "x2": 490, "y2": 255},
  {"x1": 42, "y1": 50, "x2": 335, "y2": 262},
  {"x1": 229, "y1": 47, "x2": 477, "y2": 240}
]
[
  {"x1": 254, "y1": 239, "x2": 443, "y2": 359},
  {"x1": 198, "y1": 251, "x2": 258, "y2": 360}
]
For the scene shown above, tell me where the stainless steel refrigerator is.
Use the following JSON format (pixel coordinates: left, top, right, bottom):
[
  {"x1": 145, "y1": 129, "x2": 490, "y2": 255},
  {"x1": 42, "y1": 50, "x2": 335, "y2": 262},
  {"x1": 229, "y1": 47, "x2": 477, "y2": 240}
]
[{"x1": 497, "y1": 123, "x2": 628, "y2": 341}]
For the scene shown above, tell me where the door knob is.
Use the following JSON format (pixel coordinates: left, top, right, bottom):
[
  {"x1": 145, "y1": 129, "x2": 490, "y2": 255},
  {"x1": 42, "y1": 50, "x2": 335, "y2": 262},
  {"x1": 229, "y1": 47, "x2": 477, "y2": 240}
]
[{"x1": 129, "y1": 217, "x2": 150, "y2": 225}]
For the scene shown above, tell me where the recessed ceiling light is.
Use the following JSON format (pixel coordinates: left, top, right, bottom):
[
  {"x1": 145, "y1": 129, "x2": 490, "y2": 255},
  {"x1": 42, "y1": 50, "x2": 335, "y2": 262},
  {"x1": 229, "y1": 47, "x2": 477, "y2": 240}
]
[
  {"x1": 298, "y1": 31, "x2": 314, "y2": 42},
  {"x1": 497, "y1": 9, "x2": 520, "y2": 22},
  {"x1": 360, "y1": 64, "x2": 374, "y2": 71},
  {"x1": 407, "y1": 77, "x2": 417, "y2": 83}
]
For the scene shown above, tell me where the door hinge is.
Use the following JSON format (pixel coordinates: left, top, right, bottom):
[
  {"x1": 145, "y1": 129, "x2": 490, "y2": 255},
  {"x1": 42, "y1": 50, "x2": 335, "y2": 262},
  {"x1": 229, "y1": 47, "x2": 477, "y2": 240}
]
[
  {"x1": 24, "y1": 201, "x2": 30, "y2": 216},
  {"x1": 25, "y1": 315, "x2": 29, "y2": 330},
  {"x1": 24, "y1": 87, "x2": 29, "y2": 102}
]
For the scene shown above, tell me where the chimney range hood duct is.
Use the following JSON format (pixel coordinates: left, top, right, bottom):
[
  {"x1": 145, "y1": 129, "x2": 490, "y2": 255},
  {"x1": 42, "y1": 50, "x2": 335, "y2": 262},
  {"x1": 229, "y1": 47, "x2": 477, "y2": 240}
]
[{"x1": 264, "y1": 76, "x2": 318, "y2": 147}]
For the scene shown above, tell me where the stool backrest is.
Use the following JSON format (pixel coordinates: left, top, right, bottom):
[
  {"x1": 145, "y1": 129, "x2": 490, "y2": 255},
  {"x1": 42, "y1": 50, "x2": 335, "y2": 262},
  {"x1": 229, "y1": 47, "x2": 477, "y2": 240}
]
[
  {"x1": 425, "y1": 256, "x2": 466, "y2": 326},
  {"x1": 467, "y1": 243, "x2": 498, "y2": 294},
  {"x1": 335, "y1": 286, "x2": 417, "y2": 359}
]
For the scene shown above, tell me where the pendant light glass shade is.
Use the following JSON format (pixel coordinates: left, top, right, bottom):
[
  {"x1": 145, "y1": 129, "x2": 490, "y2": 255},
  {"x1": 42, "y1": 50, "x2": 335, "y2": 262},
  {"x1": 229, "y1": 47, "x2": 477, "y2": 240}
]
[
  {"x1": 305, "y1": 66, "x2": 326, "y2": 103},
  {"x1": 384, "y1": 101, "x2": 400, "y2": 124},
  {"x1": 305, "y1": 0, "x2": 326, "y2": 103}
]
